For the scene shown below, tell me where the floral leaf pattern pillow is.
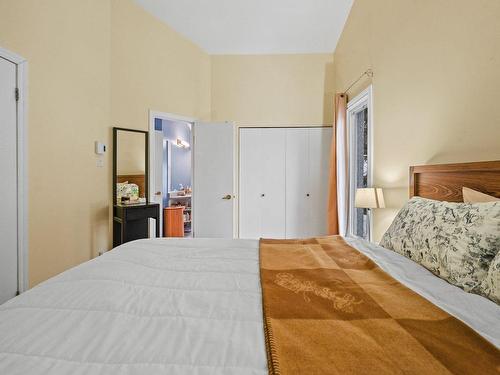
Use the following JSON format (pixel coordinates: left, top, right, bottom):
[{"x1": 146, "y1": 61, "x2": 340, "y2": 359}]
[
  {"x1": 380, "y1": 197, "x2": 500, "y2": 301},
  {"x1": 479, "y1": 252, "x2": 500, "y2": 304}
]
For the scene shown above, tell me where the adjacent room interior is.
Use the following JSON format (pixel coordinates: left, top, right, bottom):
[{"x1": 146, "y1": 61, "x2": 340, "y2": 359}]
[{"x1": 155, "y1": 117, "x2": 193, "y2": 238}]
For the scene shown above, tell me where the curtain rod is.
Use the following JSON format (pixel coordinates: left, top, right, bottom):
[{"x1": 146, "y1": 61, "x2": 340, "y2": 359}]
[{"x1": 342, "y1": 69, "x2": 373, "y2": 95}]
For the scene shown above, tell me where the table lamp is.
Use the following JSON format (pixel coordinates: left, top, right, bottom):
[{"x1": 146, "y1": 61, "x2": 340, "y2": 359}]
[{"x1": 354, "y1": 188, "x2": 385, "y2": 240}]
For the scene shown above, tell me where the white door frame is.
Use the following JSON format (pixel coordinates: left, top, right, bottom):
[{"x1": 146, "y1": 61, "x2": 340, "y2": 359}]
[
  {"x1": 148, "y1": 110, "x2": 196, "y2": 236},
  {"x1": 0, "y1": 46, "x2": 29, "y2": 293},
  {"x1": 347, "y1": 85, "x2": 374, "y2": 240}
]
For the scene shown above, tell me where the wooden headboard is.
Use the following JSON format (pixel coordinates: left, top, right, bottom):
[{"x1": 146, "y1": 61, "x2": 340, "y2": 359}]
[
  {"x1": 117, "y1": 174, "x2": 146, "y2": 198},
  {"x1": 410, "y1": 160, "x2": 500, "y2": 202}
]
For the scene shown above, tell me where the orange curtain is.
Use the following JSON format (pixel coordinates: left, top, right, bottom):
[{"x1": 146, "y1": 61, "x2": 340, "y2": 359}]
[{"x1": 327, "y1": 93, "x2": 347, "y2": 235}]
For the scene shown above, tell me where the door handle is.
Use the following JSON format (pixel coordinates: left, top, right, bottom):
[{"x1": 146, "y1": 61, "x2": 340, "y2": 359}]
[
  {"x1": 222, "y1": 194, "x2": 232, "y2": 200},
  {"x1": 155, "y1": 191, "x2": 162, "y2": 196},
  {"x1": 261, "y1": 193, "x2": 265, "y2": 197}
]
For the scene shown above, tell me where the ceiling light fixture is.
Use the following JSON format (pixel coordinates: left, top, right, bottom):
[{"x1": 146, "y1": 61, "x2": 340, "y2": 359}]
[{"x1": 176, "y1": 138, "x2": 190, "y2": 149}]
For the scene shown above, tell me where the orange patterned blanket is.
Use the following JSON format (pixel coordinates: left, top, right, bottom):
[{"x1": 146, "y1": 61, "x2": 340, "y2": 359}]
[{"x1": 259, "y1": 236, "x2": 499, "y2": 375}]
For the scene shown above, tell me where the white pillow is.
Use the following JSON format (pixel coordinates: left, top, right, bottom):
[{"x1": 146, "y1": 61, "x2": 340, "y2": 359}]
[{"x1": 463, "y1": 187, "x2": 499, "y2": 203}]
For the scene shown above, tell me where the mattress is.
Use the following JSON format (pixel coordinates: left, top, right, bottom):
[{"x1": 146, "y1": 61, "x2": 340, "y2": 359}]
[{"x1": 0, "y1": 237, "x2": 498, "y2": 374}]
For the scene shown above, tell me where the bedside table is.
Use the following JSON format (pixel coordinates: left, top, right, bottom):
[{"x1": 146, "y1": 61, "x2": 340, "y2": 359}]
[{"x1": 113, "y1": 202, "x2": 160, "y2": 247}]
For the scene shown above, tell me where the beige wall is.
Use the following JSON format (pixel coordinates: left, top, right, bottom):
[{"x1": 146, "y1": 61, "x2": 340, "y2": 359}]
[
  {"x1": 211, "y1": 54, "x2": 334, "y2": 126},
  {"x1": 0, "y1": 0, "x2": 111, "y2": 287},
  {"x1": 334, "y1": 0, "x2": 500, "y2": 241},
  {"x1": 0, "y1": 0, "x2": 211, "y2": 286},
  {"x1": 111, "y1": 0, "x2": 211, "y2": 129}
]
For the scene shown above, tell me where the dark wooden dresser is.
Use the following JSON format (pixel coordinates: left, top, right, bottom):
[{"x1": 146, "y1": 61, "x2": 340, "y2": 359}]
[{"x1": 113, "y1": 203, "x2": 160, "y2": 247}]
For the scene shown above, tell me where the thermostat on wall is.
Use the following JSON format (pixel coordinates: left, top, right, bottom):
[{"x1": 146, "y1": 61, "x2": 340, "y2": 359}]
[{"x1": 95, "y1": 141, "x2": 106, "y2": 155}]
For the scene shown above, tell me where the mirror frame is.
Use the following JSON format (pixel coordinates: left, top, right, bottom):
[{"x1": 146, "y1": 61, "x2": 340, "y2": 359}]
[{"x1": 113, "y1": 127, "x2": 149, "y2": 205}]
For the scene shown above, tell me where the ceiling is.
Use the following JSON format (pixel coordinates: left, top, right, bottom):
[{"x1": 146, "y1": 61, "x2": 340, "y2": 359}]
[{"x1": 134, "y1": 0, "x2": 353, "y2": 55}]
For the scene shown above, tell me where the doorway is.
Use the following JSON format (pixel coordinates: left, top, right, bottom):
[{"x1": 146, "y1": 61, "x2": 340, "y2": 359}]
[
  {"x1": 0, "y1": 46, "x2": 28, "y2": 303},
  {"x1": 150, "y1": 113, "x2": 194, "y2": 238},
  {"x1": 149, "y1": 112, "x2": 237, "y2": 238}
]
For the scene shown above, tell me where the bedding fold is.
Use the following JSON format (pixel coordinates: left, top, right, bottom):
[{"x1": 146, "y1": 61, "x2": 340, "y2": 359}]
[{"x1": 259, "y1": 236, "x2": 500, "y2": 375}]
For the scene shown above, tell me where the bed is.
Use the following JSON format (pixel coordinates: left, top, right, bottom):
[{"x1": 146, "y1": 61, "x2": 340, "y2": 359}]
[
  {"x1": 0, "y1": 239, "x2": 267, "y2": 375},
  {"x1": 0, "y1": 161, "x2": 499, "y2": 374}
]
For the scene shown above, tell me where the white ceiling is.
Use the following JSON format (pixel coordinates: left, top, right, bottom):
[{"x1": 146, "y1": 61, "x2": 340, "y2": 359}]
[{"x1": 134, "y1": 0, "x2": 353, "y2": 55}]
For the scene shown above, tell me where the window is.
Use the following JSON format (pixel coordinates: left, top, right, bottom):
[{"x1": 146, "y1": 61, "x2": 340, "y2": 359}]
[{"x1": 347, "y1": 86, "x2": 373, "y2": 240}]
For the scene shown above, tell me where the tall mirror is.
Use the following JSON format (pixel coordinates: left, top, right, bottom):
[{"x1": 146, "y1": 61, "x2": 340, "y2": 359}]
[{"x1": 113, "y1": 127, "x2": 149, "y2": 205}]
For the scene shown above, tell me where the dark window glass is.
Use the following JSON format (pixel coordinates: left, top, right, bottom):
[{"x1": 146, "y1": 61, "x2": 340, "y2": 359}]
[{"x1": 354, "y1": 107, "x2": 368, "y2": 238}]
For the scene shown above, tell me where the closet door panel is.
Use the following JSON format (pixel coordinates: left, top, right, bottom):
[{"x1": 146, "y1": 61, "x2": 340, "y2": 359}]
[
  {"x1": 239, "y1": 128, "x2": 262, "y2": 238},
  {"x1": 260, "y1": 128, "x2": 286, "y2": 238},
  {"x1": 308, "y1": 128, "x2": 332, "y2": 236},
  {"x1": 285, "y1": 128, "x2": 310, "y2": 238}
]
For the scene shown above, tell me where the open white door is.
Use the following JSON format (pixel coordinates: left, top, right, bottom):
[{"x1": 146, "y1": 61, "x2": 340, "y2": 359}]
[{"x1": 193, "y1": 122, "x2": 235, "y2": 238}]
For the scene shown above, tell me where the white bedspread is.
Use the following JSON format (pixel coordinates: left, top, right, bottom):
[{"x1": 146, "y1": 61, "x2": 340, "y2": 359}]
[
  {"x1": 0, "y1": 239, "x2": 268, "y2": 375},
  {"x1": 0, "y1": 237, "x2": 498, "y2": 374}
]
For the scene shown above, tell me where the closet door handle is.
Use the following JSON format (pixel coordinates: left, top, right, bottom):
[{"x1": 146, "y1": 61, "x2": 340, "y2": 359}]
[
  {"x1": 261, "y1": 193, "x2": 265, "y2": 197},
  {"x1": 306, "y1": 193, "x2": 310, "y2": 197},
  {"x1": 222, "y1": 194, "x2": 232, "y2": 200}
]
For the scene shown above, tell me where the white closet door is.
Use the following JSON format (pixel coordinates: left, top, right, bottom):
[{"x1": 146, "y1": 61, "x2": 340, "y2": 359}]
[
  {"x1": 285, "y1": 128, "x2": 310, "y2": 238},
  {"x1": 260, "y1": 128, "x2": 286, "y2": 238},
  {"x1": 308, "y1": 128, "x2": 332, "y2": 236},
  {"x1": 193, "y1": 122, "x2": 235, "y2": 238},
  {"x1": 239, "y1": 128, "x2": 262, "y2": 238},
  {"x1": 0, "y1": 57, "x2": 18, "y2": 304}
]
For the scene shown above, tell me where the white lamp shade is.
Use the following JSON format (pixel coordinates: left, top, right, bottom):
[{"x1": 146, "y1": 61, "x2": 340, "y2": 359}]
[
  {"x1": 355, "y1": 188, "x2": 385, "y2": 209},
  {"x1": 376, "y1": 188, "x2": 385, "y2": 208}
]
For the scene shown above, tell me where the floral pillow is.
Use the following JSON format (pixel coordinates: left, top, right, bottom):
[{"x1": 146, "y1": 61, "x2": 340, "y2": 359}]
[
  {"x1": 380, "y1": 197, "x2": 500, "y2": 299},
  {"x1": 479, "y1": 252, "x2": 500, "y2": 304}
]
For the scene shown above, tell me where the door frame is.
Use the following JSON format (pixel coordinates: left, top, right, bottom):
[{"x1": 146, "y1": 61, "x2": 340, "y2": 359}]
[
  {"x1": 148, "y1": 110, "x2": 196, "y2": 236},
  {"x1": 0, "y1": 46, "x2": 29, "y2": 293},
  {"x1": 346, "y1": 85, "x2": 374, "y2": 240}
]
